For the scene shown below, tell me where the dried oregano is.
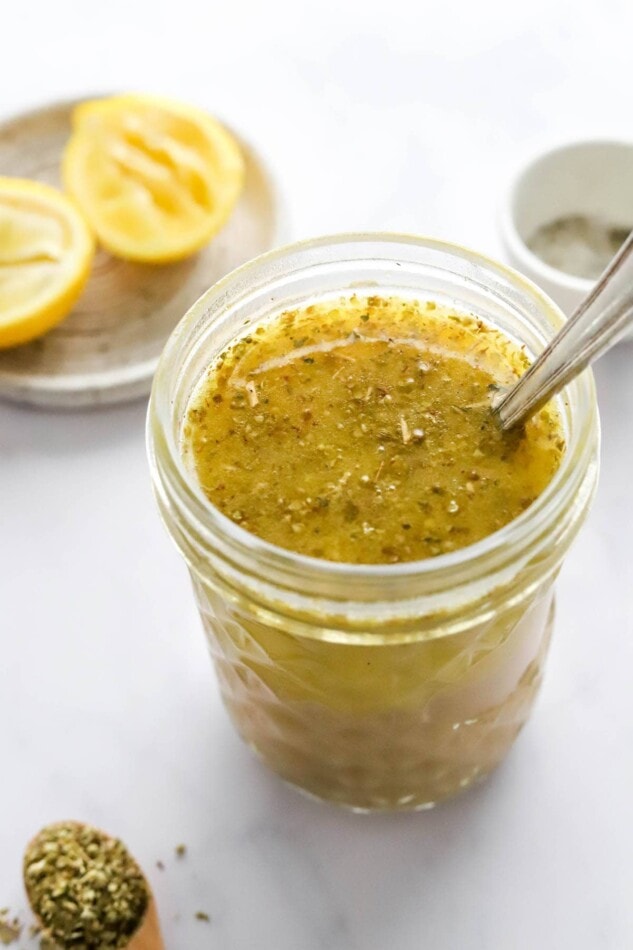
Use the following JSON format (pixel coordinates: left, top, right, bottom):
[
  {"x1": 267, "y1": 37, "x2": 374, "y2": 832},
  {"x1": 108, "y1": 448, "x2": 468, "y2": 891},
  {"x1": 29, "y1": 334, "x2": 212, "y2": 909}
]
[
  {"x1": 23, "y1": 822, "x2": 148, "y2": 949},
  {"x1": 0, "y1": 909, "x2": 21, "y2": 946}
]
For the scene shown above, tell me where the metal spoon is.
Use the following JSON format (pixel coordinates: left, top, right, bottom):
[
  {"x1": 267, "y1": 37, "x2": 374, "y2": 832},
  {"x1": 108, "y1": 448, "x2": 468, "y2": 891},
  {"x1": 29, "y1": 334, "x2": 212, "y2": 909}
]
[{"x1": 493, "y1": 230, "x2": 633, "y2": 429}]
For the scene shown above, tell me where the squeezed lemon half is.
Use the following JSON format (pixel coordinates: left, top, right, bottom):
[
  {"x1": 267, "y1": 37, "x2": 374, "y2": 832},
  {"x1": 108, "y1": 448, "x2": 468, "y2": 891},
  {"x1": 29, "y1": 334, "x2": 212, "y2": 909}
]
[
  {"x1": 62, "y1": 94, "x2": 246, "y2": 264},
  {"x1": 0, "y1": 177, "x2": 95, "y2": 349}
]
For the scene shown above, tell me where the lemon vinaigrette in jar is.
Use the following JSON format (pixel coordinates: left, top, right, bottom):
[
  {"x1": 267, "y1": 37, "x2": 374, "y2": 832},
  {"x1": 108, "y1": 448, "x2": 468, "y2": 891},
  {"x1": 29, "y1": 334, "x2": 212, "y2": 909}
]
[{"x1": 148, "y1": 236, "x2": 599, "y2": 810}]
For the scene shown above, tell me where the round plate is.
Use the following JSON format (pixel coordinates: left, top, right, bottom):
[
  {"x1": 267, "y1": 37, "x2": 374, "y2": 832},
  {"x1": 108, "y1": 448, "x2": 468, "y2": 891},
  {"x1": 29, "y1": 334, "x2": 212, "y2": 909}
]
[{"x1": 0, "y1": 98, "x2": 282, "y2": 408}]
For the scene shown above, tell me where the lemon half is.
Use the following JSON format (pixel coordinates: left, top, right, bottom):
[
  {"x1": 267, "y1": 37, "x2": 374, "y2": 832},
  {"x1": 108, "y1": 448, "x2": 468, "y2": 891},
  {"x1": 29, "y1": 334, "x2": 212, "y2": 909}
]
[
  {"x1": 62, "y1": 94, "x2": 246, "y2": 264},
  {"x1": 0, "y1": 177, "x2": 95, "y2": 349}
]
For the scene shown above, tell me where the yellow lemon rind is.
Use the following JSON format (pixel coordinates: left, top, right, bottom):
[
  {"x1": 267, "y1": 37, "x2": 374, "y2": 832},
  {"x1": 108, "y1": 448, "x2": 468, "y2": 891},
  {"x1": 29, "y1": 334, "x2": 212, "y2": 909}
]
[
  {"x1": 0, "y1": 177, "x2": 95, "y2": 349},
  {"x1": 62, "y1": 94, "x2": 246, "y2": 264}
]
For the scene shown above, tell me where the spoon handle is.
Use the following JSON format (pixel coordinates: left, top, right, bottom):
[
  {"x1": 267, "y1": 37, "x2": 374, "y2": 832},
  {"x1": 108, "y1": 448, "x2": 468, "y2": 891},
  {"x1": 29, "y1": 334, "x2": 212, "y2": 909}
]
[{"x1": 494, "y1": 230, "x2": 633, "y2": 429}]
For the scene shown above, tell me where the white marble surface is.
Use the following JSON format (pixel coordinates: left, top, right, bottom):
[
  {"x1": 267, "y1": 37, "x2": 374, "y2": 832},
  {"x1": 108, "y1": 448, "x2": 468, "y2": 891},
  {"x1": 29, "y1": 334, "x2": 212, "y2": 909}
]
[{"x1": 1, "y1": 2, "x2": 632, "y2": 947}]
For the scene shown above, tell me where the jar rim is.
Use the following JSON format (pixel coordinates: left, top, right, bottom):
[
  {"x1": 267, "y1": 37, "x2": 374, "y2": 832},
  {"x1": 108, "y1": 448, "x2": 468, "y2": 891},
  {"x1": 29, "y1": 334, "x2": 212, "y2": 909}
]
[{"x1": 148, "y1": 232, "x2": 599, "y2": 611}]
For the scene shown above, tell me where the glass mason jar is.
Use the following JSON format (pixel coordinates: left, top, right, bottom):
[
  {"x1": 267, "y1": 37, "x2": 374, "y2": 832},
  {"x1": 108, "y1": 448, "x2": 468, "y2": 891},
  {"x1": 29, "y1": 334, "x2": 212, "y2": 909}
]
[{"x1": 148, "y1": 235, "x2": 599, "y2": 811}]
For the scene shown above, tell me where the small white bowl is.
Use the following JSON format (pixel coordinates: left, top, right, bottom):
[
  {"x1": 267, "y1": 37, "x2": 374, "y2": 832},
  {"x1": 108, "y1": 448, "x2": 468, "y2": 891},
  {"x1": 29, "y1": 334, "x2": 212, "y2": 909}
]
[{"x1": 500, "y1": 139, "x2": 633, "y2": 316}]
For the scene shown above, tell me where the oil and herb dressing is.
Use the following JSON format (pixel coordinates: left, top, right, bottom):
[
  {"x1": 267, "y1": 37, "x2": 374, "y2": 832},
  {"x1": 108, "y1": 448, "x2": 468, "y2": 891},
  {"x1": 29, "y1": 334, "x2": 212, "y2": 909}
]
[{"x1": 184, "y1": 295, "x2": 564, "y2": 563}]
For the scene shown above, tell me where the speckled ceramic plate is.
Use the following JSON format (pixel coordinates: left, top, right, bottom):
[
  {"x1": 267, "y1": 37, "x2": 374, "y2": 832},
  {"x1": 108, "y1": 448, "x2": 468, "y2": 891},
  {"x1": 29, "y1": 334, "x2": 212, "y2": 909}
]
[{"x1": 0, "y1": 98, "x2": 283, "y2": 408}]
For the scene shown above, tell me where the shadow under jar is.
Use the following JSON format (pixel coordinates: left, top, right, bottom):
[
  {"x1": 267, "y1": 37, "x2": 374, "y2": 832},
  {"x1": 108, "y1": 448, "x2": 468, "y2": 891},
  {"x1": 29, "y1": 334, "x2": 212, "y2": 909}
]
[{"x1": 147, "y1": 235, "x2": 599, "y2": 812}]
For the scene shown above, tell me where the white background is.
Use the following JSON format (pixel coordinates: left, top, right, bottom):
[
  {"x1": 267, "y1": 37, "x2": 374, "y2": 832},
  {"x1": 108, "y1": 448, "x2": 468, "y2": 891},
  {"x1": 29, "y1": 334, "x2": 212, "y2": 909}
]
[{"x1": 1, "y1": 2, "x2": 632, "y2": 948}]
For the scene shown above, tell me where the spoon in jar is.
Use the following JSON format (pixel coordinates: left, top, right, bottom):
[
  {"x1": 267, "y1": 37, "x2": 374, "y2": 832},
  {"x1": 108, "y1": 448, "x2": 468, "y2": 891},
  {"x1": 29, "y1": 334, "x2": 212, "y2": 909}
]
[{"x1": 493, "y1": 229, "x2": 633, "y2": 429}]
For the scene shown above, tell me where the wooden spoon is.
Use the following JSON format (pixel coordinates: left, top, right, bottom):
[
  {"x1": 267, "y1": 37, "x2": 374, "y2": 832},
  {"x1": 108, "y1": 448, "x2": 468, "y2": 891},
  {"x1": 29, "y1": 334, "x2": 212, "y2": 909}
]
[
  {"x1": 23, "y1": 821, "x2": 165, "y2": 950},
  {"x1": 126, "y1": 896, "x2": 164, "y2": 950}
]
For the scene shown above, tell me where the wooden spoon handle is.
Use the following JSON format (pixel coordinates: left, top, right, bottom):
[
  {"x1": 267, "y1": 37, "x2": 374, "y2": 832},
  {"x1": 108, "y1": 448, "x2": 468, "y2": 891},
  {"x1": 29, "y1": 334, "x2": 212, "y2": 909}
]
[{"x1": 127, "y1": 898, "x2": 165, "y2": 950}]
